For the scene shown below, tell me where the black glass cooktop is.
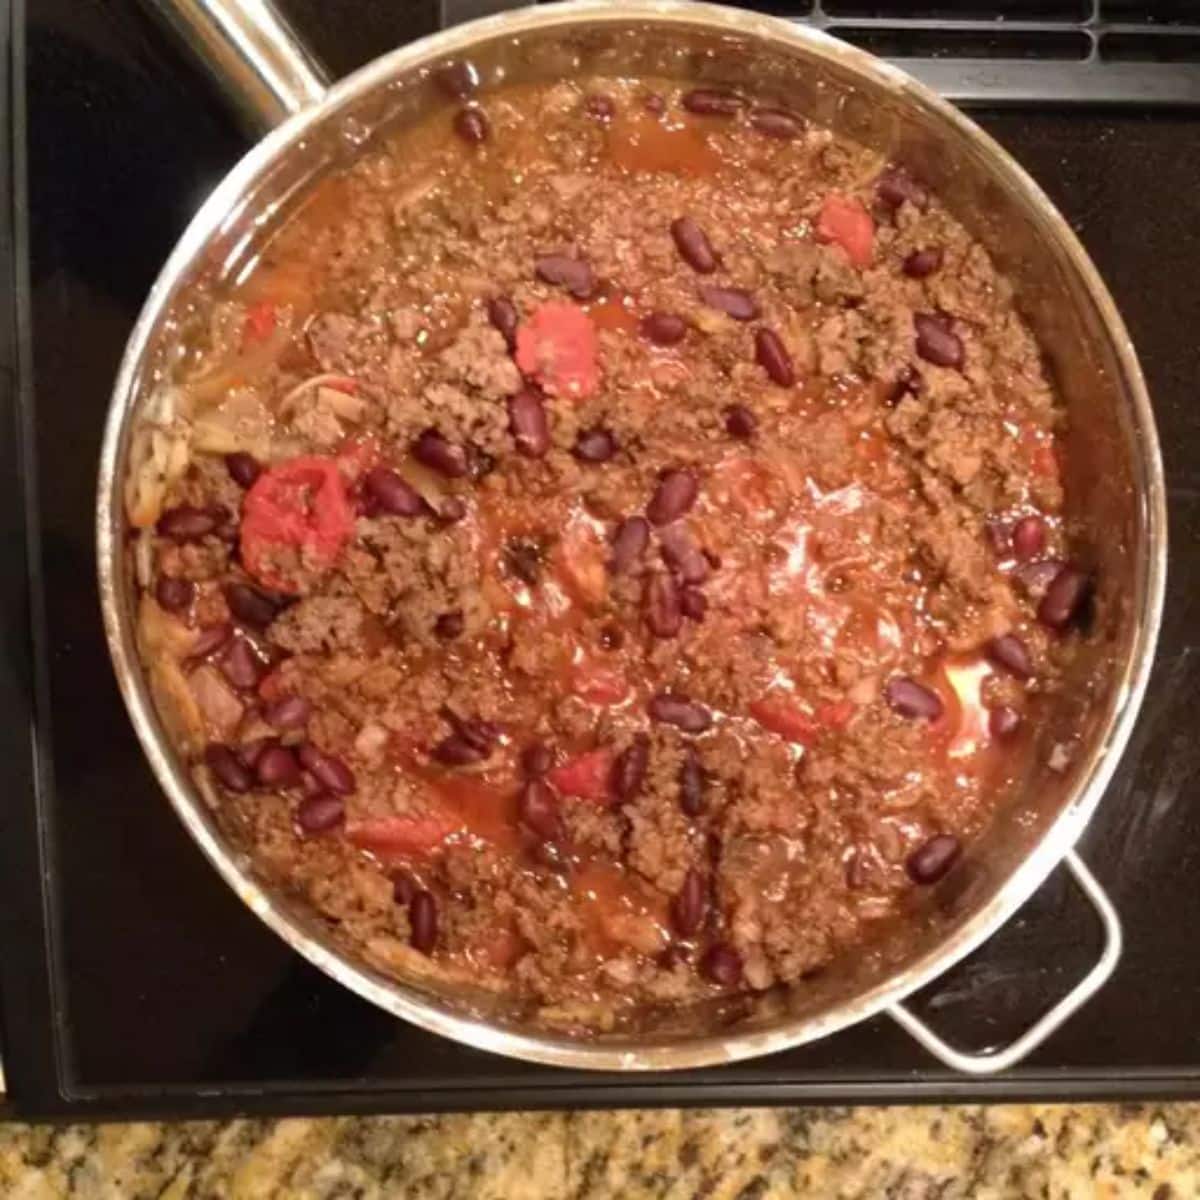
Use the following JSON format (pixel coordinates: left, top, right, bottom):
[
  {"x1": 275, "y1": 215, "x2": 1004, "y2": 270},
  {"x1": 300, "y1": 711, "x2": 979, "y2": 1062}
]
[{"x1": 1, "y1": 0, "x2": 1198, "y2": 1120}]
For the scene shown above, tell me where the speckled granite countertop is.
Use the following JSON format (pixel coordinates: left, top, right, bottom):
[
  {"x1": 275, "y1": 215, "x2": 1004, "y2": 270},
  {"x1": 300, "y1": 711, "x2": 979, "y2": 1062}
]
[{"x1": 0, "y1": 1105, "x2": 1193, "y2": 1198}]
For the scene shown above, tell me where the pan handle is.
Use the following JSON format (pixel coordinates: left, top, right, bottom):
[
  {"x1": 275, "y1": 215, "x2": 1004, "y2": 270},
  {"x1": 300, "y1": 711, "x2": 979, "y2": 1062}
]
[
  {"x1": 887, "y1": 851, "x2": 1122, "y2": 1075},
  {"x1": 142, "y1": 0, "x2": 331, "y2": 130}
]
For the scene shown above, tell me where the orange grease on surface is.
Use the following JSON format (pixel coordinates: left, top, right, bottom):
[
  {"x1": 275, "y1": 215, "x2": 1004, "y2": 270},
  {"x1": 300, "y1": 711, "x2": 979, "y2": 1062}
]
[
  {"x1": 573, "y1": 862, "x2": 671, "y2": 960},
  {"x1": 607, "y1": 112, "x2": 720, "y2": 176},
  {"x1": 427, "y1": 773, "x2": 523, "y2": 853},
  {"x1": 587, "y1": 294, "x2": 640, "y2": 335}
]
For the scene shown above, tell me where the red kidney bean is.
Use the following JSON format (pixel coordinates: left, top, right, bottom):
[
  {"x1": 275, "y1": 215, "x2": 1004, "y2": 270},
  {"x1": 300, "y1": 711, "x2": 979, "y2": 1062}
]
[
  {"x1": 434, "y1": 59, "x2": 479, "y2": 98},
  {"x1": 413, "y1": 429, "x2": 468, "y2": 478},
  {"x1": 659, "y1": 525, "x2": 710, "y2": 585},
  {"x1": 224, "y1": 581, "x2": 280, "y2": 629},
  {"x1": 441, "y1": 706, "x2": 499, "y2": 755},
  {"x1": 431, "y1": 734, "x2": 486, "y2": 766},
  {"x1": 876, "y1": 164, "x2": 929, "y2": 212},
  {"x1": 238, "y1": 736, "x2": 277, "y2": 771},
  {"x1": 672, "y1": 868, "x2": 708, "y2": 937},
  {"x1": 682, "y1": 88, "x2": 744, "y2": 116},
  {"x1": 885, "y1": 676, "x2": 944, "y2": 721},
  {"x1": 205, "y1": 743, "x2": 253, "y2": 793},
  {"x1": 647, "y1": 469, "x2": 699, "y2": 525},
  {"x1": 641, "y1": 311, "x2": 688, "y2": 346},
  {"x1": 701, "y1": 942, "x2": 743, "y2": 986},
  {"x1": 987, "y1": 633, "x2": 1034, "y2": 680},
  {"x1": 487, "y1": 295, "x2": 519, "y2": 351},
  {"x1": 357, "y1": 491, "x2": 382, "y2": 520},
  {"x1": 611, "y1": 734, "x2": 650, "y2": 802},
  {"x1": 573, "y1": 427, "x2": 618, "y2": 462},
  {"x1": 214, "y1": 511, "x2": 240, "y2": 543},
  {"x1": 297, "y1": 743, "x2": 356, "y2": 794},
  {"x1": 985, "y1": 518, "x2": 1013, "y2": 557},
  {"x1": 1038, "y1": 565, "x2": 1090, "y2": 629},
  {"x1": 256, "y1": 744, "x2": 300, "y2": 788},
  {"x1": 409, "y1": 890, "x2": 439, "y2": 954},
  {"x1": 886, "y1": 363, "x2": 922, "y2": 406},
  {"x1": 190, "y1": 621, "x2": 233, "y2": 660},
  {"x1": 220, "y1": 638, "x2": 265, "y2": 691},
  {"x1": 754, "y1": 327, "x2": 795, "y2": 386},
  {"x1": 906, "y1": 834, "x2": 961, "y2": 885},
  {"x1": 989, "y1": 705, "x2": 1021, "y2": 739},
  {"x1": 1011, "y1": 515, "x2": 1047, "y2": 561},
  {"x1": 434, "y1": 610, "x2": 464, "y2": 639},
  {"x1": 505, "y1": 539, "x2": 542, "y2": 586},
  {"x1": 670, "y1": 217, "x2": 717, "y2": 274},
  {"x1": 584, "y1": 93, "x2": 615, "y2": 121},
  {"x1": 680, "y1": 587, "x2": 707, "y2": 622},
  {"x1": 296, "y1": 792, "x2": 345, "y2": 834},
  {"x1": 392, "y1": 871, "x2": 418, "y2": 906},
  {"x1": 914, "y1": 312, "x2": 964, "y2": 369},
  {"x1": 521, "y1": 741, "x2": 554, "y2": 777},
  {"x1": 649, "y1": 693, "x2": 712, "y2": 733},
  {"x1": 643, "y1": 91, "x2": 666, "y2": 115},
  {"x1": 437, "y1": 497, "x2": 468, "y2": 524},
  {"x1": 749, "y1": 107, "x2": 803, "y2": 139},
  {"x1": 599, "y1": 624, "x2": 623, "y2": 650},
  {"x1": 724, "y1": 404, "x2": 757, "y2": 439},
  {"x1": 263, "y1": 694, "x2": 311, "y2": 730},
  {"x1": 155, "y1": 575, "x2": 194, "y2": 613},
  {"x1": 698, "y1": 285, "x2": 760, "y2": 322},
  {"x1": 509, "y1": 389, "x2": 551, "y2": 458},
  {"x1": 903, "y1": 247, "x2": 943, "y2": 279},
  {"x1": 453, "y1": 106, "x2": 488, "y2": 143},
  {"x1": 535, "y1": 254, "x2": 595, "y2": 300},
  {"x1": 225, "y1": 452, "x2": 262, "y2": 488},
  {"x1": 658, "y1": 943, "x2": 690, "y2": 970},
  {"x1": 364, "y1": 466, "x2": 427, "y2": 517},
  {"x1": 467, "y1": 444, "x2": 496, "y2": 483},
  {"x1": 645, "y1": 572, "x2": 683, "y2": 638},
  {"x1": 1013, "y1": 558, "x2": 1064, "y2": 600},
  {"x1": 610, "y1": 516, "x2": 650, "y2": 574},
  {"x1": 157, "y1": 505, "x2": 219, "y2": 541},
  {"x1": 518, "y1": 777, "x2": 563, "y2": 842},
  {"x1": 679, "y1": 747, "x2": 706, "y2": 815}
]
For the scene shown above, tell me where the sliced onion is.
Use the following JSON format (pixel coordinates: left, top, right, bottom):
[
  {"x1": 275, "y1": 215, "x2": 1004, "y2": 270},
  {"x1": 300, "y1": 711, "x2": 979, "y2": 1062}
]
[{"x1": 354, "y1": 721, "x2": 390, "y2": 760}]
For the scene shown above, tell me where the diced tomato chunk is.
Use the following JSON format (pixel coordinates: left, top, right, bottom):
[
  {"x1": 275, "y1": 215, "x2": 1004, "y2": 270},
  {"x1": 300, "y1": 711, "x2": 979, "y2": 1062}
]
[
  {"x1": 240, "y1": 455, "x2": 355, "y2": 593},
  {"x1": 816, "y1": 698, "x2": 856, "y2": 731},
  {"x1": 815, "y1": 195, "x2": 874, "y2": 268},
  {"x1": 516, "y1": 302, "x2": 599, "y2": 399},
  {"x1": 347, "y1": 813, "x2": 458, "y2": 859},
  {"x1": 242, "y1": 301, "x2": 277, "y2": 346},
  {"x1": 547, "y1": 748, "x2": 613, "y2": 801},
  {"x1": 479, "y1": 925, "x2": 526, "y2": 970},
  {"x1": 750, "y1": 697, "x2": 819, "y2": 745},
  {"x1": 571, "y1": 661, "x2": 629, "y2": 706}
]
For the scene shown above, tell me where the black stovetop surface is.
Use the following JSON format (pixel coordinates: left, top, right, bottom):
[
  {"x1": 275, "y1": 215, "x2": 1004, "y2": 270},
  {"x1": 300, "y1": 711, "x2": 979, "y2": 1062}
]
[{"x1": 3, "y1": 0, "x2": 1198, "y2": 1120}]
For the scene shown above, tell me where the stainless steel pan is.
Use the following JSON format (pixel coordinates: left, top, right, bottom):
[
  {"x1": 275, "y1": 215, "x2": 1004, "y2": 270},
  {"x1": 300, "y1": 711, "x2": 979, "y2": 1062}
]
[{"x1": 96, "y1": 0, "x2": 1166, "y2": 1072}]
